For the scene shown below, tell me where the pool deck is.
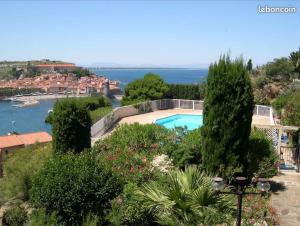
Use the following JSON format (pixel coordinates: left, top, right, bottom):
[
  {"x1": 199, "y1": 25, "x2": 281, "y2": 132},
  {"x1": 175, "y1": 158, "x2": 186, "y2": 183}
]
[
  {"x1": 118, "y1": 109, "x2": 272, "y2": 126},
  {"x1": 91, "y1": 109, "x2": 273, "y2": 143},
  {"x1": 118, "y1": 109, "x2": 202, "y2": 125}
]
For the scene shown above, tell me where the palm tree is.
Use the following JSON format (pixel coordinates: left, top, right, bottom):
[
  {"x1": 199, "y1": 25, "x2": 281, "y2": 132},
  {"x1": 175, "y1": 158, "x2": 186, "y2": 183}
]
[{"x1": 137, "y1": 166, "x2": 235, "y2": 226}]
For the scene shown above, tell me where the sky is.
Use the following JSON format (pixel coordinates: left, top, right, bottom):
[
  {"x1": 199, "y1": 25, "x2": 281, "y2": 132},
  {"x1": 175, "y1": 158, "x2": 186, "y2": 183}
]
[{"x1": 0, "y1": 0, "x2": 299, "y2": 67}]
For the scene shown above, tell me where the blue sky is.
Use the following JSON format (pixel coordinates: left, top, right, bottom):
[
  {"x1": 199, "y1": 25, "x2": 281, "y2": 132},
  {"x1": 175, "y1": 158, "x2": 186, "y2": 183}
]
[{"x1": 0, "y1": 0, "x2": 299, "y2": 67}]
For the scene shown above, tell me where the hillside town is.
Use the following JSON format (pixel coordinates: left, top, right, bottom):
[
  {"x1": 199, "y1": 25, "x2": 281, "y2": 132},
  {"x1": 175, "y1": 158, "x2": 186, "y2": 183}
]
[{"x1": 0, "y1": 63, "x2": 120, "y2": 96}]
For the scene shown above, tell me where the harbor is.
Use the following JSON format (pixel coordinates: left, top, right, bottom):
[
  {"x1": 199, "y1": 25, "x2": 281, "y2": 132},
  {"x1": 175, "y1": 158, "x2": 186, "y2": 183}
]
[
  {"x1": 0, "y1": 69, "x2": 207, "y2": 135},
  {"x1": 5, "y1": 93, "x2": 91, "y2": 107}
]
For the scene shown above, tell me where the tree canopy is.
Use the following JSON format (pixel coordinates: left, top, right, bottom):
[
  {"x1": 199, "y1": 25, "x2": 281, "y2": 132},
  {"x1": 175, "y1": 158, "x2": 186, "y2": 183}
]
[
  {"x1": 121, "y1": 73, "x2": 169, "y2": 105},
  {"x1": 164, "y1": 83, "x2": 205, "y2": 100},
  {"x1": 264, "y1": 57, "x2": 294, "y2": 80},
  {"x1": 289, "y1": 47, "x2": 300, "y2": 73},
  {"x1": 272, "y1": 91, "x2": 300, "y2": 126},
  {"x1": 247, "y1": 59, "x2": 253, "y2": 72},
  {"x1": 30, "y1": 151, "x2": 122, "y2": 225},
  {"x1": 52, "y1": 98, "x2": 92, "y2": 154}
]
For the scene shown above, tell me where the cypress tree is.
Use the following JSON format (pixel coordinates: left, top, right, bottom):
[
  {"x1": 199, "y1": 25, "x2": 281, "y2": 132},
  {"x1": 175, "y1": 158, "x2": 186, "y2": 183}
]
[
  {"x1": 201, "y1": 55, "x2": 254, "y2": 177},
  {"x1": 246, "y1": 59, "x2": 253, "y2": 72},
  {"x1": 52, "y1": 98, "x2": 92, "y2": 154}
]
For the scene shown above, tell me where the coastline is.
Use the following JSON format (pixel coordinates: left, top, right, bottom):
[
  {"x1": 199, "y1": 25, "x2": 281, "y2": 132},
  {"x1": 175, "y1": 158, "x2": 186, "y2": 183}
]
[
  {"x1": 14, "y1": 94, "x2": 90, "y2": 102},
  {"x1": 10, "y1": 94, "x2": 91, "y2": 107}
]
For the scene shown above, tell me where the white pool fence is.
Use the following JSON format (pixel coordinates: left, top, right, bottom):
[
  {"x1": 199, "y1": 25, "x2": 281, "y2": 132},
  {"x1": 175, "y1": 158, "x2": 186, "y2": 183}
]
[{"x1": 91, "y1": 99, "x2": 274, "y2": 138}]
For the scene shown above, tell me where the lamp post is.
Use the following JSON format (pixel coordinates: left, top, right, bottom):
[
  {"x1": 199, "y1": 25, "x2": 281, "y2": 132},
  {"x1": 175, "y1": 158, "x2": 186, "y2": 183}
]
[{"x1": 213, "y1": 176, "x2": 271, "y2": 226}]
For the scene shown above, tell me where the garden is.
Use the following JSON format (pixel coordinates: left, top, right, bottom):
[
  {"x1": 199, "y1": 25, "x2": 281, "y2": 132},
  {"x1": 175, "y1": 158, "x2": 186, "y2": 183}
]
[{"x1": 0, "y1": 56, "x2": 279, "y2": 226}]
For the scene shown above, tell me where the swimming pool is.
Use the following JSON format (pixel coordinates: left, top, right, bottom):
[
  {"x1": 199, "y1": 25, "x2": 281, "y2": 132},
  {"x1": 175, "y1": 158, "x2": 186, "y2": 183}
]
[{"x1": 155, "y1": 114, "x2": 203, "y2": 130}]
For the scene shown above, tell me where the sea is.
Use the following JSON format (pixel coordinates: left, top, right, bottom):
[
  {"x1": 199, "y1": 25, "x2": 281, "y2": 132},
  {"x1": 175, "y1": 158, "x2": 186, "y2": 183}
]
[{"x1": 0, "y1": 68, "x2": 208, "y2": 135}]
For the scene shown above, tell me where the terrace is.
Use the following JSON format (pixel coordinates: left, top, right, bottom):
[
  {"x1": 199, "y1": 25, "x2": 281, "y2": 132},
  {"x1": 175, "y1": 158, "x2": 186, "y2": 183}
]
[{"x1": 91, "y1": 99, "x2": 275, "y2": 138}]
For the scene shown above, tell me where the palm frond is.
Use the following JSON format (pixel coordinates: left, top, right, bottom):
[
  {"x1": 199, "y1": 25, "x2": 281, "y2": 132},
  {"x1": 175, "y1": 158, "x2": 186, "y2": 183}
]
[{"x1": 137, "y1": 165, "x2": 235, "y2": 225}]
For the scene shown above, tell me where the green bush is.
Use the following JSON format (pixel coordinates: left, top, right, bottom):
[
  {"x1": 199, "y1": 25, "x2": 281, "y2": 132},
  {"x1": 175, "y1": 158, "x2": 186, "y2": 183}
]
[
  {"x1": 272, "y1": 91, "x2": 300, "y2": 126},
  {"x1": 93, "y1": 123, "x2": 177, "y2": 184},
  {"x1": 108, "y1": 182, "x2": 157, "y2": 226},
  {"x1": 0, "y1": 88, "x2": 44, "y2": 98},
  {"x1": 90, "y1": 106, "x2": 112, "y2": 123},
  {"x1": 246, "y1": 129, "x2": 278, "y2": 178},
  {"x1": 0, "y1": 144, "x2": 52, "y2": 201},
  {"x1": 272, "y1": 93, "x2": 290, "y2": 111},
  {"x1": 201, "y1": 55, "x2": 254, "y2": 177},
  {"x1": 82, "y1": 214, "x2": 101, "y2": 226},
  {"x1": 170, "y1": 128, "x2": 202, "y2": 168},
  {"x1": 70, "y1": 67, "x2": 92, "y2": 78},
  {"x1": 76, "y1": 96, "x2": 111, "y2": 111},
  {"x1": 282, "y1": 94, "x2": 300, "y2": 126},
  {"x1": 264, "y1": 57, "x2": 294, "y2": 80},
  {"x1": 121, "y1": 73, "x2": 169, "y2": 106},
  {"x1": 30, "y1": 151, "x2": 122, "y2": 225},
  {"x1": 28, "y1": 209, "x2": 59, "y2": 226},
  {"x1": 46, "y1": 96, "x2": 111, "y2": 124},
  {"x1": 290, "y1": 47, "x2": 300, "y2": 73},
  {"x1": 164, "y1": 84, "x2": 204, "y2": 100},
  {"x1": 2, "y1": 206, "x2": 28, "y2": 226},
  {"x1": 52, "y1": 98, "x2": 91, "y2": 154},
  {"x1": 255, "y1": 76, "x2": 269, "y2": 89}
]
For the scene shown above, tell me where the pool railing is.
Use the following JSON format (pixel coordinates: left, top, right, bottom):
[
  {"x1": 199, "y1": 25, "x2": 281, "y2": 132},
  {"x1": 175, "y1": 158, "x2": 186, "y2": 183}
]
[{"x1": 91, "y1": 99, "x2": 274, "y2": 138}]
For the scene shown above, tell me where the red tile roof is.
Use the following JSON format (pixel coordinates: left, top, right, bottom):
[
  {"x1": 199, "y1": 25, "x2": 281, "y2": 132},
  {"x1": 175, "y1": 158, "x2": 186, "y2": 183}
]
[
  {"x1": 0, "y1": 132, "x2": 52, "y2": 149},
  {"x1": 0, "y1": 135, "x2": 24, "y2": 149}
]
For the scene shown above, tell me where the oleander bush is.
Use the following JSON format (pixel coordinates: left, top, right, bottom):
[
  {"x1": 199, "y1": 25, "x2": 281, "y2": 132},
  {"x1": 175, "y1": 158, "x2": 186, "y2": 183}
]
[
  {"x1": 93, "y1": 123, "x2": 178, "y2": 184},
  {"x1": 30, "y1": 151, "x2": 122, "y2": 225},
  {"x1": 242, "y1": 187, "x2": 279, "y2": 225},
  {"x1": 0, "y1": 144, "x2": 53, "y2": 201}
]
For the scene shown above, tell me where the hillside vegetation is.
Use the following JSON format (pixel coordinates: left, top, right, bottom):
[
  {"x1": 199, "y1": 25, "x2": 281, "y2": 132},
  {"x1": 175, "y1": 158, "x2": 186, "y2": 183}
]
[
  {"x1": 0, "y1": 60, "x2": 88, "y2": 80},
  {"x1": 250, "y1": 47, "x2": 300, "y2": 105}
]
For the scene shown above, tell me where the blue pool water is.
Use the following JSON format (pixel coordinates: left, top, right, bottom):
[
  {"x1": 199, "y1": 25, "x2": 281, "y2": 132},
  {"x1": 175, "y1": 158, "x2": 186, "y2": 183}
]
[{"x1": 155, "y1": 114, "x2": 203, "y2": 130}]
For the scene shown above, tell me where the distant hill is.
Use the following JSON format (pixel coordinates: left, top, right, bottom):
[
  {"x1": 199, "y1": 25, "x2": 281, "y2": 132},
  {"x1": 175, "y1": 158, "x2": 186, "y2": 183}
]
[
  {"x1": 0, "y1": 60, "x2": 76, "y2": 80},
  {"x1": 0, "y1": 60, "x2": 69, "y2": 68}
]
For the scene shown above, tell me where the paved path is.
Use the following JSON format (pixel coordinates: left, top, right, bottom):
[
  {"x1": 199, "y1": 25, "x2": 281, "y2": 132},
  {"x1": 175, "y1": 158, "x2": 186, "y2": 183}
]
[{"x1": 271, "y1": 171, "x2": 300, "y2": 226}]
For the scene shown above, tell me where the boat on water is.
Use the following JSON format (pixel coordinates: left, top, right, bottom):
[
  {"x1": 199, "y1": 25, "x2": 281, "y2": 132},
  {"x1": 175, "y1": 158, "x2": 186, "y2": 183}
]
[
  {"x1": 2, "y1": 97, "x2": 11, "y2": 101},
  {"x1": 11, "y1": 104, "x2": 23, "y2": 107},
  {"x1": 12, "y1": 100, "x2": 39, "y2": 107},
  {"x1": 8, "y1": 97, "x2": 19, "y2": 101}
]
